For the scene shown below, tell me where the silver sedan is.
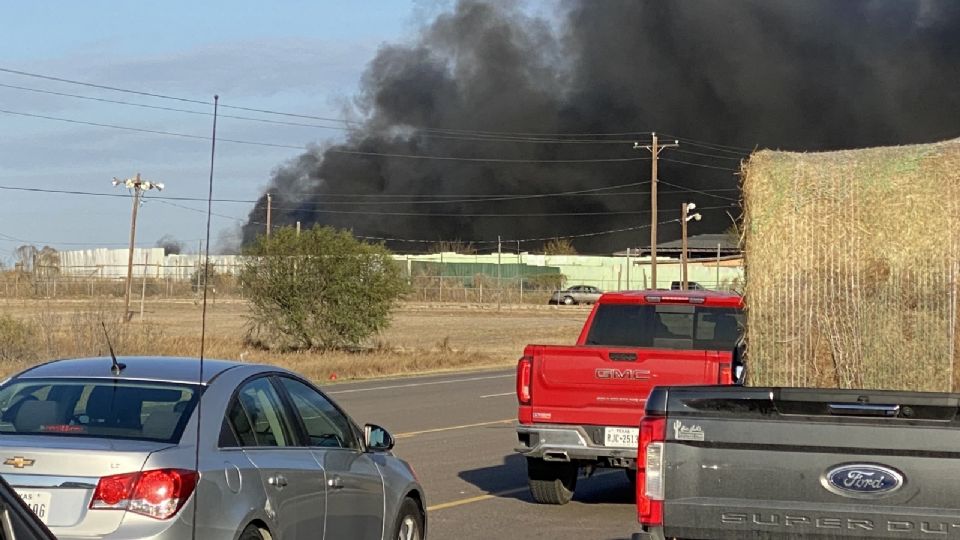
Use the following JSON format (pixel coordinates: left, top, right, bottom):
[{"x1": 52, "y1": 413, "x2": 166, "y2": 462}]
[
  {"x1": 548, "y1": 285, "x2": 603, "y2": 305},
  {"x1": 0, "y1": 356, "x2": 426, "y2": 540}
]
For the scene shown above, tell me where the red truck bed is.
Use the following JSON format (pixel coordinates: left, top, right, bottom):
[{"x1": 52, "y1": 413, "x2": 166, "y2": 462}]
[{"x1": 515, "y1": 290, "x2": 744, "y2": 504}]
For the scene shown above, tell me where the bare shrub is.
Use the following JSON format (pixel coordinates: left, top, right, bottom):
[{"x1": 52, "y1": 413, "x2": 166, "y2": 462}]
[{"x1": 0, "y1": 315, "x2": 38, "y2": 363}]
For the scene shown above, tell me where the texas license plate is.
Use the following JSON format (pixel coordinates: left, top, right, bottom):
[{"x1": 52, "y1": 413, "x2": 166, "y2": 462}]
[
  {"x1": 15, "y1": 490, "x2": 51, "y2": 524},
  {"x1": 604, "y1": 427, "x2": 639, "y2": 448}
]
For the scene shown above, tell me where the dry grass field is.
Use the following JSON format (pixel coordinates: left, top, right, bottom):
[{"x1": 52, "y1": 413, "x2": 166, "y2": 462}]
[{"x1": 0, "y1": 298, "x2": 588, "y2": 382}]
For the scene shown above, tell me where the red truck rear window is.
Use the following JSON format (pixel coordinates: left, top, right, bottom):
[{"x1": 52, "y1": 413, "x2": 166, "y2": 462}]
[{"x1": 584, "y1": 304, "x2": 743, "y2": 350}]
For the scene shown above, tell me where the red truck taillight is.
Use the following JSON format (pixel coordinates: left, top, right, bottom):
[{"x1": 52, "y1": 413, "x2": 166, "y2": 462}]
[
  {"x1": 718, "y1": 361, "x2": 733, "y2": 384},
  {"x1": 638, "y1": 415, "x2": 666, "y2": 527},
  {"x1": 516, "y1": 355, "x2": 533, "y2": 405},
  {"x1": 91, "y1": 468, "x2": 198, "y2": 520}
]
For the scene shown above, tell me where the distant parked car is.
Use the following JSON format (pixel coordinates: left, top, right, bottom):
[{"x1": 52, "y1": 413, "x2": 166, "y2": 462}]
[
  {"x1": 0, "y1": 356, "x2": 426, "y2": 540},
  {"x1": 549, "y1": 285, "x2": 603, "y2": 305}
]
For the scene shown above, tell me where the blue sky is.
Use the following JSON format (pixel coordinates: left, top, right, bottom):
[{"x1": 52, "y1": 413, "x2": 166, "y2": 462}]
[{"x1": 0, "y1": 1, "x2": 440, "y2": 261}]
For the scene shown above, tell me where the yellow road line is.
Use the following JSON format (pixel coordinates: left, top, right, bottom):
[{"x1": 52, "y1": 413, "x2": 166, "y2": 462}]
[
  {"x1": 426, "y1": 471, "x2": 621, "y2": 512},
  {"x1": 395, "y1": 419, "x2": 514, "y2": 439},
  {"x1": 427, "y1": 486, "x2": 529, "y2": 511}
]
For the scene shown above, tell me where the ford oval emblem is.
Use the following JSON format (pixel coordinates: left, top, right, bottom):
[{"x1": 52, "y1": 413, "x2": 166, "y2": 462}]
[{"x1": 822, "y1": 463, "x2": 904, "y2": 498}]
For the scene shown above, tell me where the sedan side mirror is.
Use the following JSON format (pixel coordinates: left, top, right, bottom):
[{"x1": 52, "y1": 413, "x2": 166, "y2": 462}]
[{"x1": 364, "y1": 423, "x2": 395, "y2": 452}]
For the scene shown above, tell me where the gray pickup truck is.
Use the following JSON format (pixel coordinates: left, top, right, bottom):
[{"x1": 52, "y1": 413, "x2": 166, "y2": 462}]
[{"x1": 632, "y1": 385, "x2": 960, "y2": 540}]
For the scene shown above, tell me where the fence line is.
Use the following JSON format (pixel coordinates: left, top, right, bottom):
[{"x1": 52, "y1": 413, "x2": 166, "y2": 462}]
[{"x1": 0, "y1": 264, "x2": 742, "y2": 305}]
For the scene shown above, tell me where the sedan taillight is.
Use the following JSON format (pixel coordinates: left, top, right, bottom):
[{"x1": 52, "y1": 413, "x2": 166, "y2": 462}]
[{"x1": 91, "y1": 468, "x2": 198, "y2": 520}]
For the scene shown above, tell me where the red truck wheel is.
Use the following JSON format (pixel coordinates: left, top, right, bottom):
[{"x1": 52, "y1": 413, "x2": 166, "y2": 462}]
[{"x1": 526, "y1": 458, "x2": 578, "y2": 505}]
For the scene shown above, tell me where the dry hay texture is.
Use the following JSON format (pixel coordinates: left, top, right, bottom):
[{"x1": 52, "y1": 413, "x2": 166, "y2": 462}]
[{"x1": 743, "y1": 139, "x2": 960, "y2": 391}]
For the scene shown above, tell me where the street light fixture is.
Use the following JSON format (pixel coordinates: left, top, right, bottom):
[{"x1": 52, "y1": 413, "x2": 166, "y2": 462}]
[
  {"x1": 113, "y1": 173, "x2": 164, "y2": 322},
  {"x1": 681, "y1": 202, "x2": 702, "y2": 291}
]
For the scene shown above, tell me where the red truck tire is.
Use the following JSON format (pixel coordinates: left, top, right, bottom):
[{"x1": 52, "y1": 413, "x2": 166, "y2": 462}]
[{"x1": 526, "y1": 458, "x2": 578, "y2": 505}]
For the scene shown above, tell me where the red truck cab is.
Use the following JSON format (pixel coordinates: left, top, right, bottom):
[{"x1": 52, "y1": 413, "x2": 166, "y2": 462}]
[{"x1": 516, "y1": 290, "x2": 744, "y2": 504}]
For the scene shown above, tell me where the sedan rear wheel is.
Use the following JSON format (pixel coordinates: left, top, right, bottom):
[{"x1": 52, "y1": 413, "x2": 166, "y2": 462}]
[
  {"x1": 394, "y1": 498, "x2": 424, "y2": 540},
  {"x1": 238, "y1": 524, "x2": 265, "y2": 540}
]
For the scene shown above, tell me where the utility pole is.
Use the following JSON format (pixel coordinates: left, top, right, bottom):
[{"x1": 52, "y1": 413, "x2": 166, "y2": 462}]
[
  {"x1": 626, "y1": 247, "x2": 631, "y2": 290},
  {"x1": 681, "y1": 202, "x2": 702, "y2": 291},
  {"x1": 681, "y1": 204, "x2": 689, "y2": 291},
  {"x1": 497, "y1": 235, "x2": 502, "y2": 311},
  {"x1": 196, "y1": 240, "x2": 203, "y2": 293},
  {"x1": 517, "y1": 240, "x2": 523, "y2": 304},
  {"x1": 266, "y1": 193, "x2": 273, "y2": 238},
  {"x1": 113, "y1": 173, "x2": 164, "y2": 322},
  {"x1": 635, "y1": 133, "x2": 679, "y2": 289}
]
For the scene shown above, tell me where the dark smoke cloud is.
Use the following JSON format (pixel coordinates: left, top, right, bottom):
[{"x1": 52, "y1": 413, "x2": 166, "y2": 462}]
[{"x1": 243, "y1": 0, "x2": 960, "y2": 253}]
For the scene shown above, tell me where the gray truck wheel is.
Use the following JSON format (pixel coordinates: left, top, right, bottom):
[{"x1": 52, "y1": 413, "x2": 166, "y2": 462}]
[{"x1": 527, "y1": 458, "x2": 577, "y2": 504}]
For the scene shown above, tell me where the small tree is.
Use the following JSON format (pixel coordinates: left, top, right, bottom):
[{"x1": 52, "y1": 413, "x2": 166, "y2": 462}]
[
  {"x1": 430, "y1": 240, "x2": 477, "y2": 254},
  {"x1": 543, "y1": 238, "x2": 577, "y2": 255},
  {"x1": 241, "y1": 226, "x2": 407, "y2": 350}
]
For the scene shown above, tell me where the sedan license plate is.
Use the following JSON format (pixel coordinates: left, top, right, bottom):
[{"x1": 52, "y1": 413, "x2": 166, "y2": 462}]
[
  {"x1": 604, "y1": 427, "x2": 639, "y2": 448},
  {"x1": 15, "y1": 490, "x2": 51, "y2": 524}
]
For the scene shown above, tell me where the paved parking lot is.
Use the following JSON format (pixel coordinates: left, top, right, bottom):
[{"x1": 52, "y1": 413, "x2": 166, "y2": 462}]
[{"x1": 325, "y1": 370, "x2": 639, "y2": 540}]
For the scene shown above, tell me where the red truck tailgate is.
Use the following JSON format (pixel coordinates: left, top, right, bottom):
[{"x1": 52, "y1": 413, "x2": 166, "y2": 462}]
[{"x1": 525, "y1": 344, "x2": 728, "y2": 426}]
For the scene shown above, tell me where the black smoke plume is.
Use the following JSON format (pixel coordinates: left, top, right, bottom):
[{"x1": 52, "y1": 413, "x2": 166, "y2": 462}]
[{"x1": 243, "y1": 0, "x2": 960, "y2": 253}]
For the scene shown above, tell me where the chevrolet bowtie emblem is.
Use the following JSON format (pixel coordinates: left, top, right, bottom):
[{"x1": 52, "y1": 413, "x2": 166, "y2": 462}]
[{"x1": 3, "y1": 457, "x2": 35, "y2": 469}]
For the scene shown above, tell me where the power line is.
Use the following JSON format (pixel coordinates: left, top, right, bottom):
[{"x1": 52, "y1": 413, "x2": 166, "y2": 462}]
[
  {"x1": 324, "y1": 148, "x2": 650, "y2": 164},
  {"x1": 0, "y1": 231, "x2": 158, "y2": 248},
  {"x1": 344, "y1": 218, "x2": 690, "y2": 245},
  {"x1": 266, "y1": 183, "x2": 653, "y2": 207},
  {"x1": 660, "y1": 133, "x2": 758, "y2": 154},
  {"x1": 0, "y1": 181, "x2": 741, "y2": 210},
  {"x1": 0, "y1": 107, "x2": 654, "y2": 163},
  {"x1": 163, "y1": 203, "x2": 719, "y2": 218},
  {"x1": 0, "y1": 181, "x2": 654, "y2": 206},
  {"x1": 0, "y1": 67, "x2": 785, "y2": 155},
  {"x1": 158, "y1": 200, "x2": 654, "y2": 244},
  {"x1": 157, "y1": 193, "x2": 733, "y2": 219},
  {"x1": 0, "y1": 108, "x2": 303, "y2": 149},
  {"x1": 672, "y1": 148, "x2": 747, "y2": 161},
  {"x1": 0, "y1": 81, "x2": 352, "y2": 132},
  {"x1": 0, "y1": 66, "x2": 658, "y2": 139},
  {"x1": 660, "y1": 186, "x2": 741, "y2": 193},
  {"x1": 43, "y1": 185, "x2": 736, "y2": 218},
  {"x1": 659, "y1": 157, "x2": 740, "y2": 172},
  {"x1": 0, "y1": 82, "x2": 665, "y2": 146},
  {"x1": 659, "y1": 180, "x2": 741, "y2": 202}
]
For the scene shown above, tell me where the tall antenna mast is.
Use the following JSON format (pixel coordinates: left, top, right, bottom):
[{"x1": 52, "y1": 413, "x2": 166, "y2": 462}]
[{"x1": 192, "y1": 94, "x2": 218, "y2": 540}]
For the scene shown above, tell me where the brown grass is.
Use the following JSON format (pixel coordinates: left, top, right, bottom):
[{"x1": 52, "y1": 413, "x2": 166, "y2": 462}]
[{"x1": 0, "y1": 298, "x2": 588, "y2": 382}]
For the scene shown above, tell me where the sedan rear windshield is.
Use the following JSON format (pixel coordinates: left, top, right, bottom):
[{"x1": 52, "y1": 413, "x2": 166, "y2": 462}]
[
  {"x1": 0, "y1": 379, "x2": 200, "y2": 443},
  {"x1": 585, "y1": 304, "x2": 744, "y2": 350}
]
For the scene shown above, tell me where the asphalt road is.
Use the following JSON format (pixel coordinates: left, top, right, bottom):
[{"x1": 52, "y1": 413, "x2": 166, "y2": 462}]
[{"x1": 323, "y1": 369, "x2": 639, "y2": 540}]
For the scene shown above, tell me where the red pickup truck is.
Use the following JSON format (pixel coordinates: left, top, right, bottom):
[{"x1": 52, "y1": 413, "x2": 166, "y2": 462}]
[{"x1": 515, "y1": 290, "x2": 744, "y2": 504}]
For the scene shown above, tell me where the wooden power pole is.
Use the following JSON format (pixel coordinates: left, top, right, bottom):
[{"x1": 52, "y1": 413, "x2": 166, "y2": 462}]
[
  {"x1": 681, "y1": 203, "x2": 689, "y2": 290},
  {"x1": 125, "y1": 185, "x2": 141, "y2": 319},
  {"x1": 681, "y1": 202, "x2": 701, "y2": 291},
  {"x1": 635, "y1": 133, "x2": 678, "y2": 289},
  {"x1": 113, "y1": 173, "x2": 164, "y2": 322}
]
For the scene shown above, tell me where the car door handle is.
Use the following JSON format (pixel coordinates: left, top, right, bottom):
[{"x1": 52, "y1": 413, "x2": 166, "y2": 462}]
[
  {"x1": 268, "y1": 474, "x2": 288, "y2": 488},
  {"x1": 327, "y1": 475, "x2": 344, "y2": 490}
]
